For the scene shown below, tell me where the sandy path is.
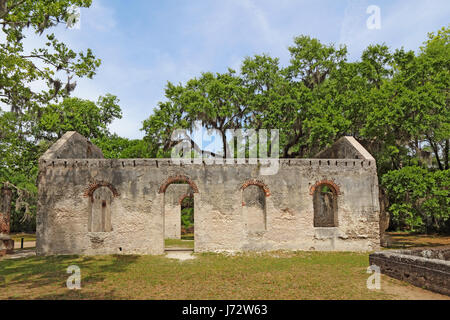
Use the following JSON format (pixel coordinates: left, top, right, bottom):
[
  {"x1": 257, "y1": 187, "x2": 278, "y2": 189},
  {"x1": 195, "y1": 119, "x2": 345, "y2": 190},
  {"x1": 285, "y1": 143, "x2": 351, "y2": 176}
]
[
  {"x1": 381, "y1": 276, "x2": 450, "y2": 300},
  {"x1": 14, "y1": 241, "x2": 36, "y2": 249}
]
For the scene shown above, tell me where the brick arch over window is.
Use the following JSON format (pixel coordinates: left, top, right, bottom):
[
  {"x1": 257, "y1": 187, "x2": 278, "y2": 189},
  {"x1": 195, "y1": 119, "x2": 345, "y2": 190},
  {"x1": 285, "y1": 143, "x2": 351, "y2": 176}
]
[
  {"x1": 310, "y1": 180, "x2": 339, "y2": 228},
  {"x1": 240, "y1": 179, "x2": 271, "y2": 197},
  {"x1": 159, "y1": 175, "x2": 199, "y2": 194},
  {"x1": 83, "y1": 181, "x2": 120, "y2": 200},
  {"x1": 309, "y1": 180, "x2": 341, "y2": 196}
]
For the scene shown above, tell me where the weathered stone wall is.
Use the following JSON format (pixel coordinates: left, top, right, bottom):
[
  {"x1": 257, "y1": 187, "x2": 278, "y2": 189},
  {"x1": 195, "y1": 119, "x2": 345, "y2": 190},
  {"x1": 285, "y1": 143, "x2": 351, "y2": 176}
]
[
  {"x1": 164, "y1": 184, "x2": 192, "y2": 239},
  {"x1": 36, "y1": 156, "x2": 381, "y2": 255},
  {"x1": 370, "y1": 248, "x2": 450, "y2": 296}
]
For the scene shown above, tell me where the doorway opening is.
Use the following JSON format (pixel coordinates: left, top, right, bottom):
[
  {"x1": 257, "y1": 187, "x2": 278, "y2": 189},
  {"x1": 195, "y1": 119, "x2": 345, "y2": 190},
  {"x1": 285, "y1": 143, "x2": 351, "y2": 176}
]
[{"x1": 161, "y1": 177, "x2": 197, "y2": 251}]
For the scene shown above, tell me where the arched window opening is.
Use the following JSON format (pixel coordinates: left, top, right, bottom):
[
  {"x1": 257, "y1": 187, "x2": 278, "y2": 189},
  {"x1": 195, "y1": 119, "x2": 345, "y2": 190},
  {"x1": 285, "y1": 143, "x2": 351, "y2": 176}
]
[
  {"x1": 313, "y1": 184, "x2": 338, "y2": 227},
  {"x1": 242, "y1": 184, "x2": 267, "y2": 233},
  {"x1": 89, "y1": 186, "x2": 113, "y2": 232}
]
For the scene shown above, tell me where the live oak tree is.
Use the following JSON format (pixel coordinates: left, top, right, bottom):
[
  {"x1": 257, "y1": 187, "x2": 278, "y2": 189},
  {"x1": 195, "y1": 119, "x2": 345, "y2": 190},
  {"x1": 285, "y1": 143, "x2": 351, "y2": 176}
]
[
  {"x1": 142, "y1": 37, "x2": 351, "y2": 159},
  {"x1": 0, "y1": 1, "x2": 116, "y2": 231},
  {"x1": 362, "y1": 27, "x2": 450, "y2": 172}
]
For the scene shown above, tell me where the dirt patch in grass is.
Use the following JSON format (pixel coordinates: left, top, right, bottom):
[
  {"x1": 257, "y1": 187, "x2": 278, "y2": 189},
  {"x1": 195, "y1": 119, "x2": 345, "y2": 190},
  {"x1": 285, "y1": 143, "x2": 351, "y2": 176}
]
[
  {"x1": 1, "y1": 251, "x2": 447, "y2": 300},
  {"x1": 165, "y1": 252, "x2": 196, "y2": 261},
  {"x1": 381, "y1": 277, "x2": 449, "y2": 300},
  {"x1": 385, "y1": 232, "x2": 450, "y2": 249}
]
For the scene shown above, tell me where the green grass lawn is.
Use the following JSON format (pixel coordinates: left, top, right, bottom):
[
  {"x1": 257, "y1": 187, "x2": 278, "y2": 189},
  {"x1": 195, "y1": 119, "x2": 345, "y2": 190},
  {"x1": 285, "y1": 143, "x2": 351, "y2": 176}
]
[
  {"x1": 164, "y1": 239, "x2": 194, "y2": 249},
  {"x1": 0, "y1": 251, "x2": 400, "y2": 300},
  {"x1": 165, "y1": 234, "x2": 195, "y2": 249},
  {"x1": 1, "y1": 232, "x2": 449, "y2": 299}
]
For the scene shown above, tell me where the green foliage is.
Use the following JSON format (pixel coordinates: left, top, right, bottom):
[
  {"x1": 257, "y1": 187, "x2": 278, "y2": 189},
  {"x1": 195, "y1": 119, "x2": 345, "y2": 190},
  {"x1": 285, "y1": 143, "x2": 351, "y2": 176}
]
[
  {"x1": 0, "y1": 110, "x2": 41, "y2": 231},
  {"x1": 38, "y1": 94, "x2": 122, "y2": 140},
  {"x1": 92, "y1": 134, "x2": 153, "y2": 159},
  {"x1": 382, "y1": 166, "x2": 450, "y2": 233},
  {"x1": 0, "y1": 0, "x2": 99, "y2": 114},
  {"x1": 181, "y1": 207, "x2": 194, "y2": 229},
  {"x1": 361, "y1": 27, "x2": 449, "y2": 173},
  {"x1": 181, "y1": 196, "x2": 194, "y2": 229}
]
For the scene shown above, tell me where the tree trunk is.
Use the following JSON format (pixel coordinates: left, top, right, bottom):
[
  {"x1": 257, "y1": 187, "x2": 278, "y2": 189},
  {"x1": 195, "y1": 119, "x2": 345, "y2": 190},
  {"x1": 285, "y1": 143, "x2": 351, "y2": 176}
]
[
  {"x1": 0, "y1": 185, "x2": 12, "y2": 235},
  {"x1": 378, "y1": 187, "x2": 391, "y2": 247},
  {"x1": 429, "y1": 138, "x2": 443, "y2": 170},
  {"x1": 221, "y1": 130, "x2": 228, "y2": 159}
]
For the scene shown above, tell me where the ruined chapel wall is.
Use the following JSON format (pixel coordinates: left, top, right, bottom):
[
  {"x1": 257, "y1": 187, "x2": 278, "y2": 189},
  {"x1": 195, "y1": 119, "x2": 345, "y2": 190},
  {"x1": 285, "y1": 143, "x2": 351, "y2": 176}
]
[{"x1": 36, "y1": 158, "x2": 380, "y2": 255}]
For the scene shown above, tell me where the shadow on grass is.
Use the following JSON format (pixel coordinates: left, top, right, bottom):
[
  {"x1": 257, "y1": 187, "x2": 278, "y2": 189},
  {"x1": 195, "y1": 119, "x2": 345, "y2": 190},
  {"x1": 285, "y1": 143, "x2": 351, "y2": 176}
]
[{"x1": 0, "y1": 254, "x2": 140, "y2": 298}]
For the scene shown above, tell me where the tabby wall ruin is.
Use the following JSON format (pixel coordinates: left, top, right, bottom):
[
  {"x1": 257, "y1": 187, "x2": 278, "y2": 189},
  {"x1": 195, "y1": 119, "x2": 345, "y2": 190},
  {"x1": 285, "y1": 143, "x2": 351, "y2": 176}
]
[{"x1": 36, "y1": 132, "x2": 381, "y2": 255}]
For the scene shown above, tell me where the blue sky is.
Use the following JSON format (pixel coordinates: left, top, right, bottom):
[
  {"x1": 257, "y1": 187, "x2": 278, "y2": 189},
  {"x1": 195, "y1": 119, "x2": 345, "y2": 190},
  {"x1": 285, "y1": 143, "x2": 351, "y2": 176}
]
[{"x1": 23, "y1": 0, "x2": 450, "y2": 139}]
